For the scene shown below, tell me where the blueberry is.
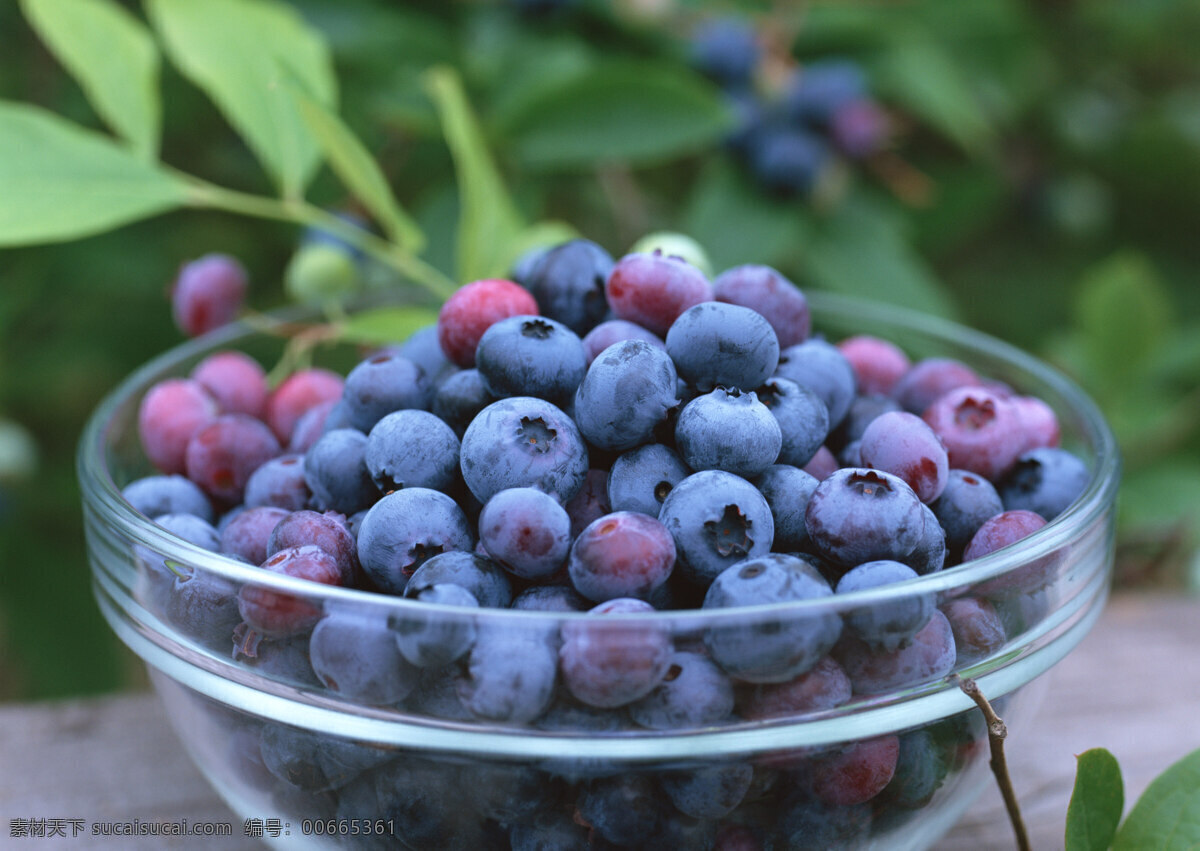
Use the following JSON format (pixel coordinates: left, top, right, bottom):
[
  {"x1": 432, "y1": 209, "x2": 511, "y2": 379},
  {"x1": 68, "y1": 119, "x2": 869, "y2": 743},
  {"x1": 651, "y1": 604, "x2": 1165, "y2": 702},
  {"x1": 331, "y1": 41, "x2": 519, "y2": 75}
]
[
  {"x1": 833, "y1": 608, "x2": 957, "y2": 695},
  {"x1": 266, "y1": 509, "x2": 359, "y2": 586},
  {"x1": 902, "y1": 501, "x2": 948, "y2": 576},
  {"x1": 801, "y1": 734, "x2": 900, "y2": 807},
  {"x1": 475, "y1": 315, "x2": 588, "y2": 405},
  {"x1": 170, "y1": 253, "x2": 247, "y2": 337},
  {"x1": 309, "y1": 609, "x2": 419, "y2": 704},
  {"x1": 244, "y1": 454, "x2": 310, "y2": 511},
  {"x1": 404, "y1": 550, "x2": 513, "y2": 609},
  {"x1": 460, "y1": 396, "x2": 589, "y2": 504},
  {"x1": 576, "y1": 773, "x2": 664, "y2": 846},
  {"x1": 478, "y1": 487, "x2": 573, "y2": 580},
  {"x1": 660, "y1": 762, "x2": 754, "y2": 819},
  {"x1": 391, "y1": 582, "x2": 479, "y2": 668},
  {"x1": 941, "y1": 596, "x2": 1007, "y2": 666},
  {"x1": 459, "y1": 623, "x2": 558, "y2": 723},
  {"x1": 259, "y1": 723, "x2": 392, "y2": 793},
  {"x1": 163, "y1": 566, "x2": 241, "y2": 650},
  {"x1": 879, "y1": 727, "x2": 951, "y2": 809},
  {"x1": 713, "y1": 263, "x2": 812, "y2": 349},
  {"x1": 521, "y1": 238, "x2": 614, "y2": 334},
  {"x1": 703, "y1": 553, "x2": 841, "y2": 682},
  {"x1": 675, "y1": 388, "x2": 782, "y2": 478},
  {"x1": 775, "y1": 337, "x2": 857, "y2": 429},
  {"x1": 997, "y1": 446, "x2": 1090, "y2": 521},
  {"x1": 342, "y1": 352, "x2": 432, "y2": 433},
  {"x1": 665, "y1": 301, "x2": 780, "y2": 392},
  {"x1": 607, "y1": 443, "x2": 692, "y2": 518},
  {"x1": 153, "y1": 511, "x2": 221, "y2": 552},
  {"x1": 569, "y1": 511, "x2": 676, "y2": 603},
  {"x1": 891, "y1": 357, "x2": 980, "y2": 416},
  {"x1": 859, "y1": 410, "x2": 950, "y2": 503},
  {"x1": 756, "y1": 376, "x2": 830, "y2": 468},
  {"x1": 356, "y1": 488, "x2": 475, "y2": 594},
  {"x1": 627, "y1": 650, "x2": 734, "y2": 730},
  {"x1": 748, "y1": 125, "x2": 831, "y2": 197},
  {"x1": 559, "y1": 598, "x2": 673, "y2": 708},
  {"x1": 781, "y1": 59, "x2": 868, "y2": 125},
  {"x1": 737, "y1": 655, "x2": 852, "y2": 720},
  {"x1": 833, "y1": 391, "x2": 902, "y2": 447},
  {"x1": 572, "y1": 339, "x2": 679, "y2": 452},
  {"x1": 835, "y1": 560, "x2": 932, "y2": 651},
  {"x1": 804, "y1": 468, "x2": 926, "y2": 567},
  {"x1": 431, "y1": 368, "x2": 495, "y2": 438},
  {"x1": 123, "y1": 474, "x2": 214, "y2": 522},
  {"x1": 581, "y1": 319, "x2": 665, "y2": 366},
  {"x1": 466, "y1": 761, "x2": 560, "y2": 826},
  {"x1": 303, "y1": 428, "x2": 377, "y2": 515},
  {"x1": 510, "y1": 583, "x2": 591, "y2": 613},
  {"x1": 690, "y1": 16, "x2": 760, "y2": 85},
  {"x1": 564, "y1": 467, "x2": 611, "y2": 538},
  {"x1": 394, "y1": 323, "x2": 457, "y2": 387},
  {"x1": 365, "y1": 409, "x2": 460, "y2": 494},
  {"x1": 658, "y1": 469, "x2": 775, "y2": 586},
  {"x1": 509, "y1": 809, "x2": 590, "y2": 851},
  {"x1": 753, "y1": 463, "x2": 819, "y2": 551},
  {"x1": 931, "y1": 469, "x2": 1005, "y2": 563}
]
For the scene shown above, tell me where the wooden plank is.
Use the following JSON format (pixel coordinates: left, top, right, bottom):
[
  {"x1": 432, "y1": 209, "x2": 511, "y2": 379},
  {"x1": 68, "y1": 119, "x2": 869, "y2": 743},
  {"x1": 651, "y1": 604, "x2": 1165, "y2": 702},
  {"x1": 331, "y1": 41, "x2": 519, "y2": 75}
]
[{"x1": 0, "y1": 592, "x2": 1196, "y2": 849}]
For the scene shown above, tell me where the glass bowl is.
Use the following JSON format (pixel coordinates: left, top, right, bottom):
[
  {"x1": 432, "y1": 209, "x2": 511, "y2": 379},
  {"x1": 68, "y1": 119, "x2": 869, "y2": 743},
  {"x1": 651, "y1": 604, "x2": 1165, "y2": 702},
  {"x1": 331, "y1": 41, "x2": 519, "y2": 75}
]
[{"x1": 78, "y1": 292, "x2": 1119, "y2": 850}]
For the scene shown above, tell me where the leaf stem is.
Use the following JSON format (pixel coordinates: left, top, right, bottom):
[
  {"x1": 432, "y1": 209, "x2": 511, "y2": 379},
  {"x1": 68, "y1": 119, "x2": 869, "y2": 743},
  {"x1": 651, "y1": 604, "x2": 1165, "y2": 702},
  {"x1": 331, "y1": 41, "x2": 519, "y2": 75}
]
[
  {"x1": 181, "y1": 178, "x2": 457, "y2": 300},
  {"x1": 955, "y1": 675, "x2": 1031, "y2": 851}
]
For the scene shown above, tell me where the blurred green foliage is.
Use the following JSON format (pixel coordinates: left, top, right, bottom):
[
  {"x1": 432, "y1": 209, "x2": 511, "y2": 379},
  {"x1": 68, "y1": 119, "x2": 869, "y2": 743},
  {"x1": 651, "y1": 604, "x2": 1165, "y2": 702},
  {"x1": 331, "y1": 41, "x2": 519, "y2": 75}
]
[{"x1": 1, "y1": 0, "x2": 1198, "y2": 700}]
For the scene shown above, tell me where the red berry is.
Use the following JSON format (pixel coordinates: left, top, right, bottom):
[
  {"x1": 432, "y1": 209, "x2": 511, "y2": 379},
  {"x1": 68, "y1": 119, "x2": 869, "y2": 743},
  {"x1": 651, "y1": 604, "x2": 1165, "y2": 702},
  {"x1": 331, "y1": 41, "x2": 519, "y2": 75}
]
[
  {"x1": 437, "y1": 279, "x2": 539, "y2": 368},
  {"x1": 237, "y1": 544, "x2": 342, "y2": 637},
  {"x1": 922, "y1": 386, "x2": 1026, "y2": 481},
  {"x1": 264, "y1": 368, "x2": 344, "y2": 443},
  {"x1": 859, "y1": 410, "x2": 949, "y2": 503},
  {"x1": 605, "y1": 252, "x2": 713, "y2": 337},
  {"x1": 137, "y1": 378, "x2": 219, "y2": 474},
  {"x1": 837, "y1": 335, "x2": 911, "y2": 396},
  {"x1": 191, "y1": 350, "x2": 268, "y2": 419},
  {"x1": 171, "y1": 253, "x2": 248, "y2": 337},
  {"x1": 184, "y1": 413, "x2": 281, "y2": 504}
]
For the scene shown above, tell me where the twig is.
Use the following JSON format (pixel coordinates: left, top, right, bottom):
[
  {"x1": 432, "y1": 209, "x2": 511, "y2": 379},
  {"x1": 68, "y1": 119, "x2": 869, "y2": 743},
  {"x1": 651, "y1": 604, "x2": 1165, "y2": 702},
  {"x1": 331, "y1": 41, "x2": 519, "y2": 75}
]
[{"x1": 954, "y1": 674, "x2": 1030, "y2": 851}]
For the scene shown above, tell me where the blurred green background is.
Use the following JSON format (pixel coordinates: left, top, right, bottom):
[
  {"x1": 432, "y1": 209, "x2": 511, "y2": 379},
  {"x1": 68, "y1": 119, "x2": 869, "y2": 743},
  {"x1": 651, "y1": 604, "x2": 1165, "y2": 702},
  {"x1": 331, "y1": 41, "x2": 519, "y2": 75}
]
[{"x1": 1, "y1": 0, "x2": 1199, "y2": 701}]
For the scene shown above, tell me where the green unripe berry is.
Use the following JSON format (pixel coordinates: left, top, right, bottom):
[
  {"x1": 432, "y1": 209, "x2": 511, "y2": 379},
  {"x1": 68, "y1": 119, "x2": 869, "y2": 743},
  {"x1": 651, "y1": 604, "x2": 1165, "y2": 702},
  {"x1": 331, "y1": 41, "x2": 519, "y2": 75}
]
[
  {"x1": 284, "y1": 244, "x2": 360, "y2": 305},
  {"x1": 628, "y1": 232, "x2": 713, "y2": 278}
]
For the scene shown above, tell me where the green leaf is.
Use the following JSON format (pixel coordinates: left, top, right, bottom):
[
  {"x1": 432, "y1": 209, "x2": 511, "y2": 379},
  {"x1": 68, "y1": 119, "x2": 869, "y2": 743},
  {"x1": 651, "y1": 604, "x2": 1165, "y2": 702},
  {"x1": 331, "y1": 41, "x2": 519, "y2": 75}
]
[
  {"x1": 145, "y1": 0, "x2": 336, "y2": 197},
  {"x1": 1114, "y1": 749, "x2": 1200, "y2": 851},
  {"x1": 423, "y1": 66, "x2": 525, "y2": 283},
  {"x1": 799, "y1": 191, "x2": 959, "y2": 319},
  {"x1": 1074, "y1": 251, "x2": 1174, "y2": 394},
  {"x1": 20, "y1": 0, "x2": 160, "y2": 159},
  {"x1": 0, "y1": 102, "x2": 190, "y2": 246},
  {"x1": 293, "y1": 90, "x2": 424, "y2": 252},
  {"x1": 873, "y1": 29, "x2": 994, "y2": 155},
  {"x1": 1066, "y1": 748, "x2": 1124, "y2": 851},
  {"x1": 335, "y1": 306, "x2": 442, "y2": 347},
  {"x1": 496, "y1": 61, "x2": 735, "y2": 171},
  {"x1": 683, "y1": 161, "x2": 809, "y2": 273}
]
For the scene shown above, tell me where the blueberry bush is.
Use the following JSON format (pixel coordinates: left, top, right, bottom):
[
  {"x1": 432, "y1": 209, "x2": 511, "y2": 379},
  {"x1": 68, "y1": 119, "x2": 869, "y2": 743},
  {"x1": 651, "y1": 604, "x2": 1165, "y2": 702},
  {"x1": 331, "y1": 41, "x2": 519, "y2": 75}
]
[{"x1": 0, "y1": 0, "x2": 1196, "y2": 717}]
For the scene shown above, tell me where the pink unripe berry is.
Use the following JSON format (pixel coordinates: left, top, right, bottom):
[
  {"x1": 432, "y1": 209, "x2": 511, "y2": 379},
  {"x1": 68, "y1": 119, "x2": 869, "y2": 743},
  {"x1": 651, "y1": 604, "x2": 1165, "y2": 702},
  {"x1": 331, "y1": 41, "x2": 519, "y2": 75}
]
[
  {"x1": 437, "y1": 279, "x2": 539, "y2": 368},
  {"x1": 137, "y1": 378, "x2": 219, "y2": 474},
  {"x1": 171, "y1": 253, "x2": 248, "y2": 337}
]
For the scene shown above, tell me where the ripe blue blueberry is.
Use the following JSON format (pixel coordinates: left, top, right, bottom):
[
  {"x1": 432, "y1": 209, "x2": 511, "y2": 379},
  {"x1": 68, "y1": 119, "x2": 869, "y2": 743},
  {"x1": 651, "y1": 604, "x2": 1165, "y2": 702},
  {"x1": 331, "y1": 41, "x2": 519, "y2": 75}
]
[
  {"x1": 303, "y1": 428, "x2": 377, "y2": 515},
  {"x1": 627, "y1": 650, "x2": 735, "y2": 730},
  {"x1": 658, "y1": 469, "x2": 775, "y2": 586},
  {"x1": 804, "y1": 468, "x2": 926, "y2": 567},
  {"x1": 391, "y1": 582, "x2": 479, "y2": 668},
  {"x1": 665, "y1": 301, "x2": 780, "y2": 391},
  {"x1": 674, "y1": 388, "x2": 782, "y2": 477},
  {"x1": 403, "y1": 550, "x2": 513, "y2": 609},
  {"x1": 365, "y1": 409, "x2": 460, "y2": 494},
  {"x1": 997, "y1": 447, "x2": 1089, "y2": 521},
  {"x1": 356, "y1": 488, "x2": 474, "y2": 594},
  {"x1": 310, "y1": 609, "x2": 419, "y2": 704},
  {"x1": 520, "y1": 238, "x2": 614, "y2": 334},
  {"x1": 835, "y1": 560, "x2": 932, "y2": 652},
  {"x1": 123, "y1": 474, "x2": 213, "y2": 522},
  {"x1": 573, "y1": 339, "x2": 679, "y2": 452},
  {"x1": 753, "y1": 464, "x2": 820, "y2": 552},
  {"x1": 342, "y1": 352, "x2": 432, "y2": 433},
  {"x1": 474, "y1": 315, "x2": 587, "y2": 405},
  {"x1": 756, "y1": 375, "x2": 829, "y2": 467},
  {"x1": 460, "y1": 396, "x2": 589, "y2": 504},
  {"x1": 775, "y1": 337, "x2": 858, "y2": 428},
  {"x1": 702, "y1": 553, "x2": 841, "y2": 682},
  {"x1": 607, "y1": 443, "x2": 692, "y2": 518}
]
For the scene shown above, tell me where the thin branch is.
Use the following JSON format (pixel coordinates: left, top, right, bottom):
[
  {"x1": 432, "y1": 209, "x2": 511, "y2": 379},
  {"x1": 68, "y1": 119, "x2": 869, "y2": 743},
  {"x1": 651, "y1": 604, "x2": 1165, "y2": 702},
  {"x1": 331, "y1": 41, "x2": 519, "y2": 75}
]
[{"x1": 955, "y1": 675, "x2": 1030, "y2": 851}]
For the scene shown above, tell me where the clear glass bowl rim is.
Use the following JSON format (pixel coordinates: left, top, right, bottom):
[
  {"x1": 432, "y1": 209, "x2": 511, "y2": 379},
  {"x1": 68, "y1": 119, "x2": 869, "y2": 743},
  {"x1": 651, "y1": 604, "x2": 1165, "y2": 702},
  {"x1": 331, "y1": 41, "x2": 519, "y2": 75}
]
[{"x1": 77, "y1": 290, "x2": 1121, "y2": 626}]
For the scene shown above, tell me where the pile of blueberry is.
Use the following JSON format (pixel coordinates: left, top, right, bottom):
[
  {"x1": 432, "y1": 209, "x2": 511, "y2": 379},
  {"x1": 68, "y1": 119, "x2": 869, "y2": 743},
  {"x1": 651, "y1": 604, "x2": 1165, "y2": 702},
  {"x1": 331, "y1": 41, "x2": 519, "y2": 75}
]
[
  {"x1": 690, "y1": 16, "x2": 891, "y2": 197},
  {"x1": 124, "y1": 237, "x2": 1089, "y2": 848}
]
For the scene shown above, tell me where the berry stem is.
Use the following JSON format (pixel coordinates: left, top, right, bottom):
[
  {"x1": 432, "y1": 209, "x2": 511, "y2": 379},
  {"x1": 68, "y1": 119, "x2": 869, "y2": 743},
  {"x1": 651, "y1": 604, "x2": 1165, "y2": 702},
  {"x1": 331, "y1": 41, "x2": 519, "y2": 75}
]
[
  {"x1": 182, "y1": 179, "x2": 458, "y2": 300},
  {"x1": 954, "y1": 675, "x2": 1030, "y2": 851}
]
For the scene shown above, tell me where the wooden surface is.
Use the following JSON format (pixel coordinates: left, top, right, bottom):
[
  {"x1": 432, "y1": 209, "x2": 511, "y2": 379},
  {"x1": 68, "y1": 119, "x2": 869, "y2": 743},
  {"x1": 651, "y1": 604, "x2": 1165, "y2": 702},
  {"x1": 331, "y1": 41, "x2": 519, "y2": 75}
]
[{"x1": 1, "y1": 592, "x2": 1198, "y2": 850}]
